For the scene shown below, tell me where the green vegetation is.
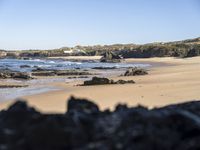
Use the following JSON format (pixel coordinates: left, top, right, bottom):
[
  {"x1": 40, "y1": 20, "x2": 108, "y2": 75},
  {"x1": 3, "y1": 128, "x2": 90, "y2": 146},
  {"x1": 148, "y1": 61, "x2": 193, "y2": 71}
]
[{"x1": 0, "y1": 37, "x2": 200, "y2": 58}]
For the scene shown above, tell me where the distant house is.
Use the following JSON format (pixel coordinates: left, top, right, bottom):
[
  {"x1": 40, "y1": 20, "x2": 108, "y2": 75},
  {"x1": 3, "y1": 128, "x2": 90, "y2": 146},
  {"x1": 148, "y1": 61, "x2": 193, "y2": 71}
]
[
  {"x1": 0, "y1": 51, "x2": 7, "y2": 57},
  {"x1": 63, "y1": 49, "x2": 73, "y2": 54},
  {"x1": 63, "y1": 49, "x2": 86, "y2": 54}
]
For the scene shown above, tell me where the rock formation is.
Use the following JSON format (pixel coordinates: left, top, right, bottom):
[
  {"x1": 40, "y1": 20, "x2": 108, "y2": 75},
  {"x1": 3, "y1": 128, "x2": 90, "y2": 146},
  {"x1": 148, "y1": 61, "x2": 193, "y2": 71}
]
[
  {"x1": 124, "y1": 67, "x2": 148, "y2": 76},
  {"x1": 31, "y1": 69, "x2": 92, "y2": 77},
  {"x1": 0, "y1": 69, "x2": 33, "y2": 80},
  {"x1": 100, "y1": 51, "x2": 121, "y2": 63},
  {"x1": 0, "y1": 97, "x2": 200, "y2": 149},
  {"x1": 82, "y1": 77, "x2": 135, "y2": 86}
]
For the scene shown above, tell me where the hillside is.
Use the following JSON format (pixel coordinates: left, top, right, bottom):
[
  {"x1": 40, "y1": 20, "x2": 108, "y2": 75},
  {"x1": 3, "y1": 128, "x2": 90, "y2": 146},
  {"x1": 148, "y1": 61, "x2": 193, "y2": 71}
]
[{"x1": 0, "y1": 37, "x2": 200, "y2": 58}]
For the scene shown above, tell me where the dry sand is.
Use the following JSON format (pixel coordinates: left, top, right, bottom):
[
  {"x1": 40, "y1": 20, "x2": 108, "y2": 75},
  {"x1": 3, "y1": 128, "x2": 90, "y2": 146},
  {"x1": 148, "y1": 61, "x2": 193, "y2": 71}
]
[{"x1": 1, "y1": 57, "x2": 200, "y2": 113}]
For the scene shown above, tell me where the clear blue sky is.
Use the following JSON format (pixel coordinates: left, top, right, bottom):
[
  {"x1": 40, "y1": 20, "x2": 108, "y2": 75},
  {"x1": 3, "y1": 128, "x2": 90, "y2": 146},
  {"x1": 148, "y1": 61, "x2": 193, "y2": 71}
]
[{"x1": 0, "y1": 0, "x2": 200, "y2": 50}]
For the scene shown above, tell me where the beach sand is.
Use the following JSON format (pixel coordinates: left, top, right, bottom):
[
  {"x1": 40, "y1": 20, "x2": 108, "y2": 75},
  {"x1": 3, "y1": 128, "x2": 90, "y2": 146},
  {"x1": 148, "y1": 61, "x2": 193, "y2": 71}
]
[{"x1": 1, "y1": 56, "x2": 200, "y2": 113}]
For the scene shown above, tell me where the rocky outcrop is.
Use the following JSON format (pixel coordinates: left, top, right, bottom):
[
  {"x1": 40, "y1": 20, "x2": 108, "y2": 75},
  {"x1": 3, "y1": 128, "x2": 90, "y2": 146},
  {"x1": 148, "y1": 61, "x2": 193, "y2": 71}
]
[
  {"x1": 115, "y1": 79, "x2": 135, "y2": 84},
  {"x1": 82, "y1": 77, "x2": 135, "y2": 86},
  {"x1": 83, "y1": 77, "x2": 111, "y2": 85},
  {"x1": 0, "y1": 84, "x2": 28, "y2": 88},
  {"x1": 100, "y1": 51, "x2": 121, "y2": 63},
  {"x1": 31, "y1": 69, "x2": 92, "y2": 77},
  {"x1": 20, "y1": 65, "x2": 31, "y2": 68},
  {"x1": 1, "y1": 97, "x2": 200, "y2": 149},
  {"x1": 186, "y1": 46, "x2": 200, "y2": 57},
  {"x1": 12, "y1": 72, "x2": 33, "y2": 80},
  {"x1": 67, "y1": 76, "x2": 89, "y2": 79},
  {"x1": 0, "y1": 69, "x2": 33, "y2": 80},
  {"x1": 124, "y1": 67, "x2": 148, "y2": 76},
  {"x1": 92, "y1": 66, "x2": 117, "y2": 70}
]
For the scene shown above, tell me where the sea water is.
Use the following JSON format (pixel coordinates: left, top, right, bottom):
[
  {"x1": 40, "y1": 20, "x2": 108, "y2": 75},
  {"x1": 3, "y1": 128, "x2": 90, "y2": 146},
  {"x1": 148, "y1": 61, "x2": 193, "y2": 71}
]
[
  {"x1": 0, "y1": 58, "x2": 150, "y2": 72},
  {"x1": 0, "y1": 58, "x2": 151, "y2": 101}
]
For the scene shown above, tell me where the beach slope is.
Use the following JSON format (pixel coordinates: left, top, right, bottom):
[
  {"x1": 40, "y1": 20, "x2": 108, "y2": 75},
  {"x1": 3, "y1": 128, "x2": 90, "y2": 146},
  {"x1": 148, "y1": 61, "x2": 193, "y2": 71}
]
[{"x1": 1, "y1": 57, "x2": 200, "y2": 112}]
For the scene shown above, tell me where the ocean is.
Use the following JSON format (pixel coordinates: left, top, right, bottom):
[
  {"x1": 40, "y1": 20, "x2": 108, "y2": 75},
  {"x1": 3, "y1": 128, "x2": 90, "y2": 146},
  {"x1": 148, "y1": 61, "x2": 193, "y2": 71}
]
[
  {"x1": 0, "y1": 58, "x2": 151, "y2": 101},
  {"x1": 0, "y1": 58, "x2": 150, "y2": 72}
]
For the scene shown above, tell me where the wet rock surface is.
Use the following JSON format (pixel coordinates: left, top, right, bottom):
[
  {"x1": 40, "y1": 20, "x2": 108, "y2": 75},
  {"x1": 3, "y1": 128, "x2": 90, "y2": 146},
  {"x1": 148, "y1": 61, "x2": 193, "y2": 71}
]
[
  {"x1": 82, "y1": 77, "x2": 135, "y2": 86},
  {"x1": 0, "y1": 84, "x2": 28, "y2": 88},
  {"x1": 100, "y1": 51, "x2": 121, "y2": 63},
  {"x1": 1, "y1": 97, "x2": 200, "y2": 150},
  {"x1": 124, "y1": 67, "x2": 148, "y2": 76},
  {"x1": 20, "y1": 65, "x2": 31, "y2": 68},
  {"x1": 31, "y1": 69, "x2": 92, "y2": 77},
  {"x1": 67, "y1": 76, "x2": 89, "y2": 79},
  {"x1": 0, "y1": 69, "x2": 33, "y2": 80}
]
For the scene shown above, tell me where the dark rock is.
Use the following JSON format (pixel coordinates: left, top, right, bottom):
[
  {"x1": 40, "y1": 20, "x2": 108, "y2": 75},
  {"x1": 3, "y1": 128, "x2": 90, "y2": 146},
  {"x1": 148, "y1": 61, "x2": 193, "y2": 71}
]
[
  {"x1": 0, "y1": 68, "x2": 14, "y2": 78},
  {"x1": 0, "y1": 84, "x2": 28, "y2": 88},
  {"x1": 31, "y1": 71, "x2": 56, "y2": 76},
  {"x1": 100, "y1": 51, "x2": 121, "y2": 63},
  {"x1": 67, "y1": 76, "x2": 89, "y2": 79},
  {"x1": 186, "y1": 47, "x2": 200, "y2": 57},
  {"x1": 82, "y1": 77, "x2": 135, "y2": 86},
  {"x1": 67, "y1": 96, "x2": 99, "y2": 114},
  {"x1": 22, "y1": 57, "x2": 31, "y2": 60},
  {"x1": 83, "y1": 77, "x2": 111, "y2": 85},
  {"x1": 0, "y1": 69, "x2": 33, "y2": 80},
  {"x1": 92, "y1": 67, "x2": 117, "y2": 70},
  {"x1": 115, "y1": 79, "x2": 135, "y2": 84},
  {"x1": 32, "y1": 67, "x2": 46, "y2": 72},
  {"x1": 12, "y1": 72, "x2": 33, "y2": 80},
  {"x1": 31, "y1": 69, "x2": 92, "y2": 77},
  {"x1": 20, "y1": 65, "x2": 31, "y2": 68},
  {"x1": 1, "y1": 98, "x2": 200, "y2": 149},
  {"x1": 124, "y1": 67, "x2": 148, "y2": 76}
]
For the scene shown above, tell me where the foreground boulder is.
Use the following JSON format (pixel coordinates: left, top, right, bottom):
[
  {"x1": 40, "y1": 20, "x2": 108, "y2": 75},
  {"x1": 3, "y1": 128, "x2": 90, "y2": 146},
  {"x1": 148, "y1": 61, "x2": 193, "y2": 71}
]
[
  {"x1": 124, "y1": 67, "x2": 148, "y2": 76},
  {"x1": 100, "y1": 51, "x2": 121, "y2": 63},
  {"x1": 67, "y1": 96, "x2": 99, "y2": 114},
  {"x1": 1, "y1": 97, "x2": 200, "y2": 149},
  {"x1": 82, "y1": 77, "x2": 135, "y2": 86}
]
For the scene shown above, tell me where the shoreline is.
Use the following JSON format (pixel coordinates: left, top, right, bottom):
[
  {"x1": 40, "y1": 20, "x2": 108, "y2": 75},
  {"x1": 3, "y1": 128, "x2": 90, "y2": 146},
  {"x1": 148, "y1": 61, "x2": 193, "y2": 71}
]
[
  {"x1": 0, "y1": 58, "x2": 152, "y2": 102},
  {"x1": 1, "y1": 56, "x2": 200, "y2": 113}
]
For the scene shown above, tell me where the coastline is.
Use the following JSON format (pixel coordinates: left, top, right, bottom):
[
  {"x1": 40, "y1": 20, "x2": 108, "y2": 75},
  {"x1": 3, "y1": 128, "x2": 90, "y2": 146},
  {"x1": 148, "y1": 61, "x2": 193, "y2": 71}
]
[{"x1": 1, "y1": 56, "x2": 200, "y2": 113}]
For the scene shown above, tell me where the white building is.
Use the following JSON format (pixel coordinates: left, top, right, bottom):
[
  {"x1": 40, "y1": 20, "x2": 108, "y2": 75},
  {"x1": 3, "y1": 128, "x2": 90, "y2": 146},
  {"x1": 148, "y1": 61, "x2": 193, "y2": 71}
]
[
  {"x1": 63, "y1": 49, "x2": 86, "y2": 54},
  {"x1": 63, "y1": 49, "x2": 73, "y2": 54}
]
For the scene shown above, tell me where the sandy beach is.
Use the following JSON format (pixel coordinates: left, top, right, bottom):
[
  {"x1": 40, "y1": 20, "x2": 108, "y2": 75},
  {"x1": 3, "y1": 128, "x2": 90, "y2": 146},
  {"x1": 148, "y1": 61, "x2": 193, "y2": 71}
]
[{"x1": 1, "y1": 56, "x2": 200, "y2": 113}]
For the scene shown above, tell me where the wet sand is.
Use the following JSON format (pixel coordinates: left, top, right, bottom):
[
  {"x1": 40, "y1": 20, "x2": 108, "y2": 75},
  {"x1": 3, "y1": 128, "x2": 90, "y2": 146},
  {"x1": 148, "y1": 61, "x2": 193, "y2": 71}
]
[{"x1": 1, "y1": 57, "x2": 200, "y2": 113}]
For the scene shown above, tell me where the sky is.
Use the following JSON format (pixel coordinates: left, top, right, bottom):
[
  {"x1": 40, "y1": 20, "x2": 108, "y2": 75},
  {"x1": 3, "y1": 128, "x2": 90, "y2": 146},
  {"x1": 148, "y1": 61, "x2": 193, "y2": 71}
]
[{"x1": 0, "y1": 0, "x2": 200, "y2": 50}]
